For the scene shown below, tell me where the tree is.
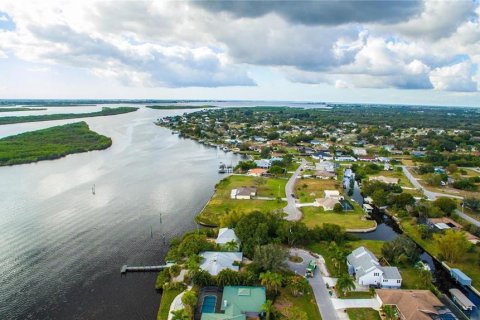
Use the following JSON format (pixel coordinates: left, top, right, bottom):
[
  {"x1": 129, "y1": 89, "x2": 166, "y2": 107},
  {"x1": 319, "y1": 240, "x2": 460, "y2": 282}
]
[
  {"x1": 434, "y1": 229, "x2": 470, "y2": 263},
  {"x1": 259, "y1": 271, "x2": 283, "y2": 294},
  {"x1": 287, "y1": 275, "x2": 309, "y2": 297},
  {"x1": 216, "y1": 269, "x2": 241, "y2": 287},
  {"x1": 260, "y1": 146, "x2": 271, "y2": 159},
  {"x1": 418, "y1": 269, "x2": 433, "y2": 289},
  {"x1": 464, "y1": 197, "x2": 480, "y2": 212},
  {"x1": 192, "y1": 270, "x2": 214, "y2": 286},
  {"x1": 336, "y1": 274, "x2": 355, "y2": 297},
  {"x1": 181, "y1": 290, "x2": 198, "y2": 317},
  {"x1": 333, "y1": 203, "x2": 344, "y2": 213},
  {"x1": 235, "y1": 211, "x2": 274, "y2": 257},
  {"x1": 261, "y1": 300, "x2": 275, "y2": 320},
  {"x1": 433, "y1": 197, "x2": 457, "y2": 216},
  {"x1": 223, "y1": 239, "x2": 238, "y2": 252},
  {"x1": 268, "y1": 165, "x2": 285, "y2": 176},
  {"x1": 382, "y1": 235, "x2": 419, "y2": 265},
  {"x1": 447, "y1": 164, "x2": 458, "y2": 173},
  {"x1": 284, "y1": 307, "x2": 307, "y2": 320},
  {"x1": 253, "y1": 244, "x2": 288, "y2": 273},
  {"x1": 391, "y1": 193, "x2": 415, "y2": 209},
  {"x1": 424, "y1": 173, "x2": 443, "y2": 187},
  {"x1": 382, "y1": 305, "x2": 398, "y2": 320}
]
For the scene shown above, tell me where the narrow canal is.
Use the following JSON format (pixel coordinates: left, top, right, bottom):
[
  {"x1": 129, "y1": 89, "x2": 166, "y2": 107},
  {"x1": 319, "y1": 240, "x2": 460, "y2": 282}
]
[{"x1": 343, "y1": 169, "x2": 480, "y2": 319}]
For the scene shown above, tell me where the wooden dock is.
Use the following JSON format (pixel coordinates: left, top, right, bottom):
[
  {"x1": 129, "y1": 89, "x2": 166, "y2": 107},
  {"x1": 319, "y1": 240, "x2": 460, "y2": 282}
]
[{"x1": 120, "y1": 263, "x2": 173, "y2": 274}]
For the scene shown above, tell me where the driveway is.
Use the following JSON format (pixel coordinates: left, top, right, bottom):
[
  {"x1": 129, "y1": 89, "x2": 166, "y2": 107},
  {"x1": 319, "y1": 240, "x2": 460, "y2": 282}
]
[
  {"x1": 284, "y1": 159, "x2": 306, "y2": 221},
  {"x1": 402, "y1": 166, "x2": 480, "y2": 227},
  {"x1": 287, "y1": 248, "x2": 338, "y2": 320}
]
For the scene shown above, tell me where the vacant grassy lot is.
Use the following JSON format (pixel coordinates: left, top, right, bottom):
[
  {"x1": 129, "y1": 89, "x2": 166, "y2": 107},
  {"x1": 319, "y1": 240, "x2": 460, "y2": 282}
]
[
  {"x1": 0, "y1": 121, "x2": 112, "y2": 166},
  {"x1": 275, "y1": 286, "x2": 321, "y2": 320},
  {"x1": 347, "y1": 308, "x2": 381, "y2": 320},
  {"x1": 301, "y1": 206, "x2": 376, "y2": 231},
  {"x1": 196, "y1": 175, "x2": 287, "y2": 226},
  {"x1": 295, "y1": 178, "x2": 339, "y2": 203}
]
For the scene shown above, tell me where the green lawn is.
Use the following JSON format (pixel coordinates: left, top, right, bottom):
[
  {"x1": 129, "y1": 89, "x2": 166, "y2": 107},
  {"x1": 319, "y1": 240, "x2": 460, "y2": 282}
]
[
  {"x1": 196, "y1": 175, "x2": 287, "y2": 226},
  {"x1": 401, "y1": 219, "x2": 480, "y2": 288},
  {"x1": 157, "y1": 288, "x2": 184, "y2": 320},
  {"x1": 275, "y1": 287, "x2": 321, "y2": 320},
  {"x1": 0, "y1": 106, "x2": 137, "y2": 125},
  {"x1": 341, "y1": 291, "x2": 374, "y2": 299},
  {"x1": 347, "y1": 308, "x2": 381, "y2": 320},
  {"x1": 0, "y1": 121, "x2": 112, "y2": 166},
  {"x1": 294, "y1": 178, "x2": 339, "y2": 203},
  {"x1": 301, "y1": 207, "x2": 376, "y2": 231}
]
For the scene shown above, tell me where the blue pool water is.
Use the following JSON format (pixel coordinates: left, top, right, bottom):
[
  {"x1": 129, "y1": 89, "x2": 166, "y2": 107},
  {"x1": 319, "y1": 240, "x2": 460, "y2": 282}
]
[{"x1": 201, "y1": 296, "x2": 216, "y2": 313}]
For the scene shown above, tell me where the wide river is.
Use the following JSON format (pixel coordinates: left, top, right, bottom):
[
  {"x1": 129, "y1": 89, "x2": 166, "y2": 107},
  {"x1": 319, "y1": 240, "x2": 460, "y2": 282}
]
[{"x1": 0, "y1": 106, "x2": 241, "y2": 319}]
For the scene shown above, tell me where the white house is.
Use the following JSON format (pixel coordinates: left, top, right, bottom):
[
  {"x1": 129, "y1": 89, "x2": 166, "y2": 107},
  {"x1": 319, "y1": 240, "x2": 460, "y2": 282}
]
[
  {"x1": 199, "y1": 251, "x2": 243, "y2": 276},
  {"x1": 315, "y1": 198, "x2": 340, "y2": 211},
  {"x1": 324, "y1": 190, "x2": 343, "y2": 200},
  {"x1": 347, "y1": 247, "x2": 402, "y2": 288},
  {"x1": 216, "y1": 228, "x2": 240, "y2": 249},
  {"x1": 231, "y1": 187, "x2": 257, "y2": 200}
]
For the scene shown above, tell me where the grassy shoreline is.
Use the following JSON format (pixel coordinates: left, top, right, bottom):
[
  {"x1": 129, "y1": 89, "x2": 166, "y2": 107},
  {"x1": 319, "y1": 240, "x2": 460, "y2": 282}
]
[
  {"x1": 0, "y1": 121, "x2": 112, "y2": 166},
  {"x1": 0, "y1": 107, "x2": 47, "y2": 112},
  {"x1": 0, "y1": 106, "x2": 138, "y2": 125},
  {"x1": 147, "y1": 105, "x2": 216, "y2": 110}
]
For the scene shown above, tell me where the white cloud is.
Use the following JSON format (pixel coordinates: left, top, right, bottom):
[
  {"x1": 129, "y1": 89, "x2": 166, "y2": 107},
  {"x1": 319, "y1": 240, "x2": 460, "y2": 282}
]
[
  {"x1": 0, "y1": 14, "x2": 9, "y2": 22},
  {"x1": 335, "y1": 80, "x2": 349, "y2": 89},
  {"x1": 430, "y1": 60, "x2": 477, "y2": 92}
]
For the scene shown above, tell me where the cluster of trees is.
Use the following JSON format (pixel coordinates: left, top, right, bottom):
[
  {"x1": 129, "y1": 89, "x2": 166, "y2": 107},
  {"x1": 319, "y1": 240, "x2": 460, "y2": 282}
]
[
  {"x1": 0, "y1": 122, "x2": 112, "y2": 166},
  {"x1": 351, "y1": 163, "x2": 382, "y2": 180},
  {"x1": 382, "y1": 235, "x2": 420, "y2": 265},
  {"x1": 361, "y1": 180, "x2": 413, "y2": 209}
]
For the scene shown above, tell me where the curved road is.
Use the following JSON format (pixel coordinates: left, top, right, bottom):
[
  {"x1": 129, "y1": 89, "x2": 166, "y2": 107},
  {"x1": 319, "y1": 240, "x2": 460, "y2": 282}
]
[
  {"x1": 284, "y1": 159, "x2": 306, "y2": 221},
  {"x1": 402, "y1": 166, "x2": 480, "y2": 227},
  {"x1": 287, "y1": 248, "x2": 338, "y2": 320}
]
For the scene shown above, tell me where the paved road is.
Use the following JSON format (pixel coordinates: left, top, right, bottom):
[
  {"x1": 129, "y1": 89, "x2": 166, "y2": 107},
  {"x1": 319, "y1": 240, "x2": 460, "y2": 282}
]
[
  {"x1": 287, "y1": 248, "x2": 338, "y2": 320},
  {"x1": 402, "y1": 166, "x2": 480, "y2": 227},
  {"x1": 284, "y1": 159, "x2": 306, "y2": 221}
]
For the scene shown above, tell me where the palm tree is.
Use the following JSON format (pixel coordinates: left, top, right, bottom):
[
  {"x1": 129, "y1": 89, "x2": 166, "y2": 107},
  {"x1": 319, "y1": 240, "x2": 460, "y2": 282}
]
[
  {"x1": 261, "y1": 300, "x2": 275, "y2": 320},
  {"x1": 336, "y1": 274, "x2": 355, "y2": 297},
  {"x1": 260, "y1": 271, "x2": 283, "y2": 294},
  {"x1": 170, "y1": 309, "x2": 189, "y2": 320},
  {"x1": 287, "y1": 275, "x2": 309, "y2": 297},
  {"x1": 223, "y1": 239, "x2": 238, "y2": 252}
]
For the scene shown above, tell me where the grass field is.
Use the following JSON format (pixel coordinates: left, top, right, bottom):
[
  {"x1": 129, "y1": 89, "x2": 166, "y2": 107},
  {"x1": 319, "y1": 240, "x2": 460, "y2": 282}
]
[
  {"x1": 294, "y1": 178, "x2": 339, "y2": 203},
  {"x1": 196, "y1": 175, "x2": 287, "y2": 226},
  {"x1": 0, "y1": 106, "x2": 137, "y2": 125},
  {"x1": 275, "y1": 286, "x2": 322, "y2": 320},
  {"x1": 401, "y1": 219, "x2": 480, "y2": 288},
  {"x1": 346, "y1": 308, "x2": 381, "y2": 320},
  {"x1": 0, "y1": 121, "x2": 112, "y2": 166},
  {"x1": 157, "y1": 288, "x2": 184, "y2": 320},
  {"x1": 301, "y1": 206, "x2": 376, "y2": 230}
]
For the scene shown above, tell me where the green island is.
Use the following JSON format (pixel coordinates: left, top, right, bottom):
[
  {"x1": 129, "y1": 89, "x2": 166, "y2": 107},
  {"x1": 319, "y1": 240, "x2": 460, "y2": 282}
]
[
  {"x1": 0, "y1": 106, "x2": 138, "y2": 125},
  {"x1": 0, "y1": 107, "x2": 47, "y2": 112},
  {"x1": 147, "y1": 105, "x2": 217, "y2": 110},
  {"x1": 0, "y1": 121, "x2": 112, "y2": 166}
]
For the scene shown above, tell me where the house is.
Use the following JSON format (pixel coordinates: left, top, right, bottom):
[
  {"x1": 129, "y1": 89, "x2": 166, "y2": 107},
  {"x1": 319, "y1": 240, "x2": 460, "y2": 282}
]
[
  {"x1": 315, "y1": 197, "x2": 341, "y2": 211},
  {"x1": 315, "y1": 161, "x2": 337, "y2": 173},
  {"x1": 427, "y1": 217, "x2": 479, "y2": 244},
  {"x1": 315, "y1": 170, "x2": 336, "y2": 180},
  {"x1": 247, "y1": 168, "x2": 267, "y2": 177},
  {"x1": 376, "y1": 289, "x2": 456, "y2": 320},
  {"x1": 254, "y1": 159, "x2": 271, "y2": 168},
  {"x1": 352, "y1": 148, "x2": 367, "y2": 156},
  {"x1": 199, "y1": 252, "x2": 243, "y2": 276},
  {"x1": 369, "y1": 176, "x2": 399, "y2": 184},
  {"x1": 347, "y1": 247, "x2": 402, "y2": 288},
  {"x1": 216, "y1": 228, "x2": 240, "y2": 249},
  {"x1": 324, "y1": 190, "x2": 343, "y2": 200},
  {"x1": 230, "y1": 187, "x2": 257, "y2": 200},
  {"x1": 201, "y1": 286, "x2": 266, "y2": 320}
]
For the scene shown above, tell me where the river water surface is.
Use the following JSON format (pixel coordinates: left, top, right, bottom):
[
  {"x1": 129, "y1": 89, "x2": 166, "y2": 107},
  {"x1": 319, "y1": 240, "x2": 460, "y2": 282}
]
[{"x1": 0, "y1": 106, "x2": 240, "y2": 319}]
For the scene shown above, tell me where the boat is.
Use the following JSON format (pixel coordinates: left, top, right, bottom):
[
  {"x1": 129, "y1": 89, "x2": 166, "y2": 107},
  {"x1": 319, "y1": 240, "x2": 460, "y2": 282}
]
[{"x1": 218, "y1": 163, "x2": 226, "y2": 174}]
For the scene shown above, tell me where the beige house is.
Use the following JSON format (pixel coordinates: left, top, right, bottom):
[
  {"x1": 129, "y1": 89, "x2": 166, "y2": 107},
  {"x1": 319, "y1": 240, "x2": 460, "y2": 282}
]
[
  {"x1": 315, "y1": 198, "x2": 340, "y2": 211},
  {"x1": 230, "y1": 187, "x2": 257, "y2": 200}
]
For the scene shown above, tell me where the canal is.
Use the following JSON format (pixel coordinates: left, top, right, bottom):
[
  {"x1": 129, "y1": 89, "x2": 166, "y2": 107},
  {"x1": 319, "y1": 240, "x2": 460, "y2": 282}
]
[{"x1": 344, "y1": 169, "x2": 480, "y2": 319}]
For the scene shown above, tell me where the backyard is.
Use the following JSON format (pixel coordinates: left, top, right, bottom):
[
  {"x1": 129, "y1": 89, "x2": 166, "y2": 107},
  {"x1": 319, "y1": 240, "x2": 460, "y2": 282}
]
[
  {"x1": 274, "y1": 287, "x2": 322, "y2": 320},
  {"x1": 301, "y1": 206, "x2": 376, "y2": 231},
  {"x1": 346, "y1": 308, "x2": 381, "y2": 320},
  {"x1": 294, "y1": 178, "x2": 339, "y2": 203}
]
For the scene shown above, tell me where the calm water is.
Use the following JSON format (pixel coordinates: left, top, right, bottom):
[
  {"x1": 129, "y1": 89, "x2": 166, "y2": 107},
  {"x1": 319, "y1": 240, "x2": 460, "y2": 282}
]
[{"x1": 0, "y1": 107, "x2": 241, "y2": 319}]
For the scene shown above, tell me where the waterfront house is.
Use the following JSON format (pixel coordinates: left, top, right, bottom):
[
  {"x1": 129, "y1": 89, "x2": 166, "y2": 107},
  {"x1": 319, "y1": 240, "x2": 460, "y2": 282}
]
[
  {"x1": 215, "y1": 228, "x2": 240, "y2": 250},
  {"x1": 314, "y1": 170, "x2": 336, "y2": 180},
  {"x1": 376, "y1": 289, "x2": 456, "y2": 320},
  {"x1": 254, "y1": 159, "x2": 271, "y2": 169},
  {"x1": 230, "y1": 187, "x2": 257, "y2": 200},
  {"x1": 247, "y1": 168, "x2": 267, "y2": 177},
  {"x1": 347, "y1": 247, "x2": 402, "y2": 288},
  {"x1": 200, "y1": 286, "x2": 266, "y2": 320},
  {"x1": 324, "y1": 190, "x2": 343, "y2": 200},
  {"x1": 199, "y1": 252, "x2": 243, "y2": 276},
  {"x1": 315, "y1": 198, "x2": 341, "y2": 211}
]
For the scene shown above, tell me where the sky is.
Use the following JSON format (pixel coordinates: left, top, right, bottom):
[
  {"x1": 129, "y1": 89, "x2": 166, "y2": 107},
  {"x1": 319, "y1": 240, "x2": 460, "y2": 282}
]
[{"x1": 0, "y1": 0, "x2": 479, "y2": 106}]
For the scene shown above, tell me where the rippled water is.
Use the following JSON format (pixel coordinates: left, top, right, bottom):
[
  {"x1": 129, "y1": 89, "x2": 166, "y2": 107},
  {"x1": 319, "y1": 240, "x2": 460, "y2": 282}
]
[{"x1": 0, "y1": 107, "x2": 240, "y2": 319}]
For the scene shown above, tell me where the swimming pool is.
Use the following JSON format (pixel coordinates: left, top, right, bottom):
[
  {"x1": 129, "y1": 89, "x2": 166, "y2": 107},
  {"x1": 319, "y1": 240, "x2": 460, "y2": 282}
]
[{"x1": 201, "y1": 295, "x2": 217, "y2": 313}]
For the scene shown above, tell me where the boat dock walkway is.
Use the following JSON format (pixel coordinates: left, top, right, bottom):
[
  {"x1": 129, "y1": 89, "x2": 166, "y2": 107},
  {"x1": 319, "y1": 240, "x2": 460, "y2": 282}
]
[{"x1": 120, "y1": 263, "x2": 174, "y2": 274}]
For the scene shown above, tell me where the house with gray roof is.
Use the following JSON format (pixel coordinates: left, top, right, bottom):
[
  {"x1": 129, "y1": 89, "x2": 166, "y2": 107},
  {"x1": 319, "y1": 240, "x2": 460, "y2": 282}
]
[
  {"x1": 199, "y1": 252, "x2": 243, "y2": 276},
  {"x1": 347, "y1": 246, "x2": 402, "y2": 288},
  {"x1": 215, "y1": 228, "x2": 240, "y2": 250}
]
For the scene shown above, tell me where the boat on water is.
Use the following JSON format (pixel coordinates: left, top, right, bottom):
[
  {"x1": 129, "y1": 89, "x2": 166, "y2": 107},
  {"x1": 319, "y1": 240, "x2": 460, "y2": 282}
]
[{"x1": 218, "y1": 163, "x2": 226, "y2": 173}]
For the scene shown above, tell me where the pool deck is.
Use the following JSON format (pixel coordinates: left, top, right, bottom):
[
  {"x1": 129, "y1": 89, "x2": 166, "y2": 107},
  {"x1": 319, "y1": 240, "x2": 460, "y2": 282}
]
[{"x1": 194, "y1": 287, "x2": 224, "y2": 320}]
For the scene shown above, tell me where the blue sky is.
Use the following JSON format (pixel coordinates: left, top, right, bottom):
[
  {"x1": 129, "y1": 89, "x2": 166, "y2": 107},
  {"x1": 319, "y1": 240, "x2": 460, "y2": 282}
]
[{"x1": 0, "y1": 1, "x2": 479, "y2": 106}]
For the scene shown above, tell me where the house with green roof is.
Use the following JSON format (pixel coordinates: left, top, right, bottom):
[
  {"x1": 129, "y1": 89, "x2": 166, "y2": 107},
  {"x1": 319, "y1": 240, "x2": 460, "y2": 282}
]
[{"x1": 201, "y1": 286, "x2": 266, "y2": 320}]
